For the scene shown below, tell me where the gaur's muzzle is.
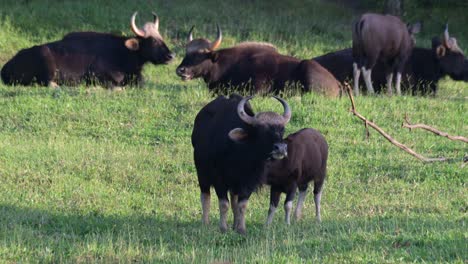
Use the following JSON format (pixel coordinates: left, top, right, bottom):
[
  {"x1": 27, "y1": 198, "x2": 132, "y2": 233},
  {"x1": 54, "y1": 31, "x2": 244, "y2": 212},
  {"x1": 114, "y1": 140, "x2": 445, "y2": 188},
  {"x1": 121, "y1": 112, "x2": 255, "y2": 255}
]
[{"x1": 270, "y1": 142, "x2": 288, "y2": 160}]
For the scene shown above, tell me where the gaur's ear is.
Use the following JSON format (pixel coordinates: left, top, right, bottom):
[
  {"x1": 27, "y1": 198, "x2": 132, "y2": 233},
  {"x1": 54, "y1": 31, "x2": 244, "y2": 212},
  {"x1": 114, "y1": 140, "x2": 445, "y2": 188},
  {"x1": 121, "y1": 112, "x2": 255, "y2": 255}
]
[
  {"x1": 408, "y1": 22, "x2": 422, "y2": 35},
  {"x1": 436, "y1": 45, "x2": 446, "y2": 58},
  {"x1": 211, "y1": 52, "x2": 219, "y2": 62},
  {"x1": 228, "y1": 128, "x2": 249, "y2": 142},
  {"x1": 125, "y1": 38, "x2": 140, "y2": 51}
]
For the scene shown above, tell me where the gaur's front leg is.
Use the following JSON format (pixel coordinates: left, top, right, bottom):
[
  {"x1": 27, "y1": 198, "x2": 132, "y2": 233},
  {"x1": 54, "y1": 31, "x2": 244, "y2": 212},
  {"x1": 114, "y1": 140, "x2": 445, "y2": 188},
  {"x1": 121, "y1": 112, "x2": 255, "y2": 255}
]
[
  {"x1": 235, "y1": 193, "x2": 251, "y2": 235},
  {"x1": 313, "y1": 180, "x2": 325, "y2": 223},
  {"x1": 230, "y1": 191, "x2": 239, "y2": 230},
  {"x1": 284, "y1": 186, "x2": 296, "y2": 225},
  {"x1": 215, "y1": 187, "x2": 229, "y2": 233},
  {"x1": 125, "y1": 73, "x2": 145, "y2": 87}
]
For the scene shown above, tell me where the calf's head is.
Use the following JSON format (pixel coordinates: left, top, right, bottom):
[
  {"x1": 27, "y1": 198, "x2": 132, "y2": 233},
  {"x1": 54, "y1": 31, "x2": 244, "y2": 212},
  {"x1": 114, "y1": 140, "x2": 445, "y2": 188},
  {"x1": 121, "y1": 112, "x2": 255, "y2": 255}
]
[
  {"x1": 176, "y1": 24, "x2": 222, "y2": 81},
  {"x1": 432, "y1": 24, "x2": 466, "y2": 79},
  {"x1": 228, "y1": 96, "x2": 291, "y2": 160},
  {"x1": 125, "y1": 12, "x2": 175, "y2": 64}
]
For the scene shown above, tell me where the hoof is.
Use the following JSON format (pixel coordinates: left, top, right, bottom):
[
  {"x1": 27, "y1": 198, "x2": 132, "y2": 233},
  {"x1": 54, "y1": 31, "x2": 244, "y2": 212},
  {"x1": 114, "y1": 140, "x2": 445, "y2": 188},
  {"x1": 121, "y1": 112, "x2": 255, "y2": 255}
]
[
  {"x1": 235, "y1": 227, "x2": 246, "y2": 235},
  {"x1": 219, "y1": 225, "x2": 228, "y2": 233}
]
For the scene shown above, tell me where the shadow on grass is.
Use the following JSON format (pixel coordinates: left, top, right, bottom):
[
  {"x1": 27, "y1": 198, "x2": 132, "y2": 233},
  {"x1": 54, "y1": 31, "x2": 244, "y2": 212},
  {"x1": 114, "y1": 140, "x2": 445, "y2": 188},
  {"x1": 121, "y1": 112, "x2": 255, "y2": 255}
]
[{"x1": 0, "y1": 203, "x2": 465, "y2": 262}]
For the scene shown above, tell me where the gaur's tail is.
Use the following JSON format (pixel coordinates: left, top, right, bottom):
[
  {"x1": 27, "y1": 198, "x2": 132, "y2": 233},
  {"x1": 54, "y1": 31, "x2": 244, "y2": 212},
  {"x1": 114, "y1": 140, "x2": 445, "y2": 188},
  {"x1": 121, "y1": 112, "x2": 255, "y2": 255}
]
[{"x1": 352, "y1": 17, "x2": 366, "y2": 61}]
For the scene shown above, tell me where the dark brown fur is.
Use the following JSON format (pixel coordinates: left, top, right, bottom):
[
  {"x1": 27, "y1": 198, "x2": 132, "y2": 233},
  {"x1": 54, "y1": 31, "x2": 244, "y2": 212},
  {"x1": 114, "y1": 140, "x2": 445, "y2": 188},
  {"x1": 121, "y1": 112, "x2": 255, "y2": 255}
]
[
  {"x1": 177, "y1": 42, "x2": 340, "y2": 97},
  {"x1": 265, "y1": 128, "x2": 328, "y2": 224},
  {"x1": 314, "y1": 35, "x2": 467, "y2": 95},
  {"x1": 1, "y1": 16, "x2": 174, "y2": 88}
]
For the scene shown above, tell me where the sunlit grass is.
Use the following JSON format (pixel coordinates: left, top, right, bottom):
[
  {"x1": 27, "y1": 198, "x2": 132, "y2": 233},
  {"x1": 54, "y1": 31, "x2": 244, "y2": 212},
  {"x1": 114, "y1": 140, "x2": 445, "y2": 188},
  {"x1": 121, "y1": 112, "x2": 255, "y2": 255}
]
[{"x1": 0, "y1": 0, "x2": 467, "y2": 263}]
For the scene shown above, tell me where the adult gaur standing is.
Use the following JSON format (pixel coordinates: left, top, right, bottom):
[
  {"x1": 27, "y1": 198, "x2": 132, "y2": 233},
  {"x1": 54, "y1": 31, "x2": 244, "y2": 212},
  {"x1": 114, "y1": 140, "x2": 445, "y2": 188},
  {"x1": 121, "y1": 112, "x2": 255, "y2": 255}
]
[
  {"x1": 192, "y1": 94, "x2": 291, "y2": 234},
  {"x1": 176, "y1": 25, "x2": 340, "y2": 97},
  {"x1": 315, "y1": 25, "x2": 467, "y2": 95},
  {"x1": 1, "y1": 12, "x2": 175, "y2": 88},
  {"x1": 352, "y1": 13, "x2": 421, "y2": 95},
  {"x1": 265, "y1": 128, "x2": 328, "y2": 225}
]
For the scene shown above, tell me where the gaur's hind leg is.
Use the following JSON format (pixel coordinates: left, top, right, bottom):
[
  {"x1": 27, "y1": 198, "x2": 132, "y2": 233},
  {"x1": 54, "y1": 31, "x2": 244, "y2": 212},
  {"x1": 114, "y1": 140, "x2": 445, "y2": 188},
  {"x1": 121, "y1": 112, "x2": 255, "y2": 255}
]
[
  {"x1": 395, "y1": 71, "x2": 402, "y2": 96},
  {"x1": 266, "y1": 186, "x2": 281, "y2": 226},
  {"x1": 195, "y1": 157, "x2": 212, "y2": 225},
  {"x1": 352, "y1": 62, "x2": 361, "y2": 96},
  {"x1": 294, "y1": 185, "x2": 308, "y2": 221},
  {"x1": 361, "y1": 67, "x2": 374, "y2": 94},
  {"x1": 313, "y1": 180, "x2": 325, "y2": 223},
  {"x1": 386, "y1": 71, "x2": 394, "y2": 95},
  {"x1": 200, "y1": 185, "x2": 211, "y2": 225},
  {"x1": 395, "y1": 55, "x2": 408, "y2": 96}
]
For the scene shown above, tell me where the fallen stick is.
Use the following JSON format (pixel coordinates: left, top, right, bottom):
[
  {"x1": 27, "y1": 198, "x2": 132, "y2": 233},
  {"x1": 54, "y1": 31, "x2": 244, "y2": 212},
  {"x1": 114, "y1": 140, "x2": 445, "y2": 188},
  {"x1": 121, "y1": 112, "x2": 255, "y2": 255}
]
[
  {"x1": 402, "y1": 114, "x2": 468, "y2": 143},
  {"x1": 344, "y1": 83, "x2": 447, "y2": 163}
]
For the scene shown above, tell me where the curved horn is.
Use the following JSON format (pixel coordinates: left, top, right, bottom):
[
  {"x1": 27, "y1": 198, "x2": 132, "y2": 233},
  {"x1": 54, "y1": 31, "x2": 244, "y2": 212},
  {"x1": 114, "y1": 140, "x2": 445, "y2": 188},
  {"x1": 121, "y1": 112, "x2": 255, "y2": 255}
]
[
  {"x1": 210, "y1": 23, "x2": 222, "y2": 50},
  {"x1": 130, "y1": 12, "x2": 146, "y2": 37},
  {"x1": 443, "y1": 23, "x2": 451, "y2": 48},
  {"x1": 188, "y1": 25, "x2": 195, "y2": 42},
  {"x1": 237, "y1": 96, "x2": 256, "y2": 125},
  {"x1": 152, "y1": 12, "x2": 159, "y2": 31},
  {"x1": 273, "y1": 96, "x2": 291, "y2": 124}
]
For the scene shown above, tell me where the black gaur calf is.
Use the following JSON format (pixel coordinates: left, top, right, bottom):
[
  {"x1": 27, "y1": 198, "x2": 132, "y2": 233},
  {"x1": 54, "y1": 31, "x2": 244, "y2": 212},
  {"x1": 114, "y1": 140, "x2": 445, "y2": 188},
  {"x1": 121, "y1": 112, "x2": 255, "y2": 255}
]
[
  {"x1": 192, "y1": 94, "x2": 291, "y2": 234},
  {"x1": 264, "y1": 128, "x2": 328, "y2": 225},
  {"x1": 1, "y1": 12, "x2": 175, "y2": 88},
  {"x1": 176, "y1": 25, "x2": 341, "y2": 97},
  {"x1": 352, "y1": 13, "x2": 421, "y2": 95},
  {"x1": 314, "y1": 25, "x2": 467, "y2": 95}
]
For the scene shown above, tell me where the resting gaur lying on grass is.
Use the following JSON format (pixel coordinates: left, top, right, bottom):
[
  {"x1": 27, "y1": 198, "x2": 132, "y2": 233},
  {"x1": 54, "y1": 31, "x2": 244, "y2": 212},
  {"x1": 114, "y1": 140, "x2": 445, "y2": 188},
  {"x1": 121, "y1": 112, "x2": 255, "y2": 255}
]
[
  {"x1": 1, "y1": 12, "x2": 175, "y2": 88},
  {"x1": 176, "y1": 25, "x2": 341, "y2": 96}
]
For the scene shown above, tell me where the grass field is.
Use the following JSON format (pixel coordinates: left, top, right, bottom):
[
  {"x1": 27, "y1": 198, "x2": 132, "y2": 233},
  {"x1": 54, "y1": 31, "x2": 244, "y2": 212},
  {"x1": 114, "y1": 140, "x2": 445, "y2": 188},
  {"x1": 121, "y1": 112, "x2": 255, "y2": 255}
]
[{"x1": 0, "y1": 0, "x2": 467, "y2": 263}]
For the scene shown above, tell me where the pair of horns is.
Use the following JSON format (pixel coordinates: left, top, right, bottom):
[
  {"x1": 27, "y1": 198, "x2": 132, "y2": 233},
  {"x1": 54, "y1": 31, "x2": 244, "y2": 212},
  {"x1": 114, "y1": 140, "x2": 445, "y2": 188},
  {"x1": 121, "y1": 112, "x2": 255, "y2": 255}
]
[
  {"x1": 237, "y1": 96, "x2": 291, "y2": 126},
  {"x1": 187, "y1": 24, "x2": 223, "y2": 50},
  {"x1": 131, "y1": 11, "x2": 159, "y2": 38}
]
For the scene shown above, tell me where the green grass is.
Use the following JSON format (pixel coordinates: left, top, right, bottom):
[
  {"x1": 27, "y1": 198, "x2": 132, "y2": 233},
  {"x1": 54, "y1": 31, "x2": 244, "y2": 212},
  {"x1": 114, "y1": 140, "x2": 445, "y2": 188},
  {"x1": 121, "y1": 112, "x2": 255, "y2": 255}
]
[{"x1": 0, "y1": 0, "x2": 467, "y2": 263}]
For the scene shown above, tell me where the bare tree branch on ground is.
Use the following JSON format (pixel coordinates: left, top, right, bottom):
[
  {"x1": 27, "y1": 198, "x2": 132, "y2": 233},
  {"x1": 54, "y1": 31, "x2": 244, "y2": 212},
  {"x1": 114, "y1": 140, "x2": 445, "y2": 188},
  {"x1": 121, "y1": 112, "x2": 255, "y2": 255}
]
[
  {"x1": 402, "y1": 114, "x2": 468, "y2": 143},
  {"x1": 344, "y1": 82, "x2": 448, "y2": 163}
]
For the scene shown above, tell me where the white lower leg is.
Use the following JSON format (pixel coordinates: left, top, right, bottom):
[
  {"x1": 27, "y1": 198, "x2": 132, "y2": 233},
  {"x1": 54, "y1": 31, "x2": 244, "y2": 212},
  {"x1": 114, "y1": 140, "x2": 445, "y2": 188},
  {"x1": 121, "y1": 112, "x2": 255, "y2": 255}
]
[
  {"x1": 284, "y1": 201, "x2": 293, "y2": 225},
  {"x1": 362, "y1": 67, "x2": 375, "y2": 94},
  {"x1": 201, "y1": 193, "x2": 210, "y2": 224},
  {"x1": 218, "y1": 199, "x2": 229, "y2": 232},
  {"x1": 395, "y1": 72, "x2": 402, "y2": 96},
  {"x1": 266, "y1": 204, "x2": 277, "y2": 226},
  {"x1": 236, "y1": 200, "x2": 248, "y2": 234},
  {"x1": 314, "y1": 190, "x2": 323, "y2": 223},
  {"x1": 48, "y1": 81, "x2": 59, "y2": 88},
  {"x1": 294, "y1": 190, "x2": 307, "y2": 220},
  {"x1": 386, "y1": 72, "x2": 394, "y2": 95},
  {"x1": 353, "y1": 63, "x2": 361, "y2": 96}
]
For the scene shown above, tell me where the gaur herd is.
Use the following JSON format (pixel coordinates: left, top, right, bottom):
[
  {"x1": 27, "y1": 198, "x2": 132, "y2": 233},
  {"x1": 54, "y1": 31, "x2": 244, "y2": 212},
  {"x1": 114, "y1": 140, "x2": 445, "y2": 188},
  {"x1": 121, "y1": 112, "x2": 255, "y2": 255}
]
[{"x1": 1, "y1": 10, "x2": 466, "y2": 235}]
